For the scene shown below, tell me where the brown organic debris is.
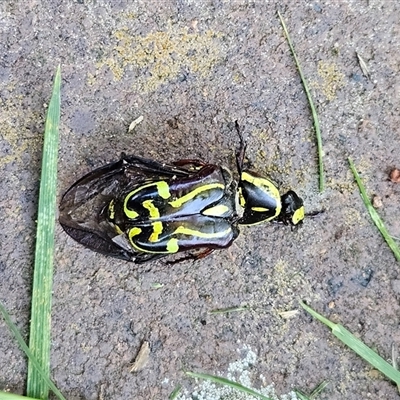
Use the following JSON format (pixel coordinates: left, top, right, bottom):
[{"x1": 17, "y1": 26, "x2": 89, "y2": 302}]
[
  {"x1": 128, "y1": 115, "x2": 144, "y2": 132},
  {"x1": 356, "y1": 51, "x2": 371, "y2": 79},
  {"x1": 130, "y1": 341, "x2": 150, "y2": 373},
  {"x1": 390, "y1": 168, "x2": 400, "y2": 183}
]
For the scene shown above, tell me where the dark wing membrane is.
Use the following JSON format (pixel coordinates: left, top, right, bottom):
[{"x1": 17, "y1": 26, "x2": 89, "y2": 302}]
[
  {"x1": 60, "y1": 222, "x2": 135, "y2": 261},
  {"x1": 121, "y1": 154, "x2": 193, "y2": 178},
  {"x1": 59, "y1": 154, "x2": 193, "y2": 261}
]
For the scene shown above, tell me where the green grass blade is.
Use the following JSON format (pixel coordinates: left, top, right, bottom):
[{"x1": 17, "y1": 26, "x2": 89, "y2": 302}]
[
  {"x1": 0, "y1": 392, "x2": 38, "y2": 400},
  {"x1": 294, "y1": 380, "x2": 329, "y2": 400},
  {"x1": 209, "y1": 305, "x2": 249, "y2": 314},
  {"x1": 0, "y1": 303, "x2": 66, "y2": 400},
  {"x1": 185, "y1": 371, "x2": 272, "y2": 400},
  {"x1": 168, "y1": 385, "x2": 182, "y2": 400},
  {"x1": 309, "y1": 380, "x2": 330, "y2": 399},
  {"x1": 348, "y1": 157, "x2": 400, "y2": 262},
  {"x1": 301, "y1": 302, "x2": 400, "y2": 386},
  {"x1": 278, "y1": 11, "x2": 325, "y2": 192},
  {"x1": 294, "y1": 392, "x2": 309, "y2": 400},
  {"x1": 27, "y1": 65, "x2": 61, "y2": 399}
]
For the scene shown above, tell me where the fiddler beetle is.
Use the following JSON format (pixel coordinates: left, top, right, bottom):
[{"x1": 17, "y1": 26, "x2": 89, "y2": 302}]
[{"x1": 59, "y1": 123, "x2": 304, "y2": 263}]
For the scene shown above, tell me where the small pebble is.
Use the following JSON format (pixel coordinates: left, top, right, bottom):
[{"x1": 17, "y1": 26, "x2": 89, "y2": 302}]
[
  {"x1": 372, "y1": 195, "x2": 383, "y2": 209},
  {"x1": 389, "y1": 168, "x2": 400, "y2": 183}
]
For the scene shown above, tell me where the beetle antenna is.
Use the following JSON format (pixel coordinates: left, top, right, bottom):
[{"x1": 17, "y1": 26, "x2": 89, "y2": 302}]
[
  {"x1": 306, "y1": 210, "x2": 325, "y2": 218},
  {"x1": 234, "y1": 121, "x2": 247, "y2": 175}
]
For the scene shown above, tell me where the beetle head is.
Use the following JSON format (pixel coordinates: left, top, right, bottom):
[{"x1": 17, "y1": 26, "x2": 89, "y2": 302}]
[{"x1": 278, "y1": 190, "x2": 305, "y2": 226}]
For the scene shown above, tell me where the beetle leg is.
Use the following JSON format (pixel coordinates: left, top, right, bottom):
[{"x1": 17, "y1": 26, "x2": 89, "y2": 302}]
[
  {"x1": 193, "y1": 248, "x2": 215, "y2": 260},
  {"x1": 173, "y1": 159, "x2": 207, "y2": 167},
  {"x1": 234, "y1": 121, "x2": 247, "y2": 175},
  {"x1": 306, "y1": 210, "x2": 324, "y2": 218},
  {"x1": 134, "y1": 252, "x2": 168, "y2": 264},
  {"x1": 166, "y1": 248, "x2": 215, "y2": 265}
]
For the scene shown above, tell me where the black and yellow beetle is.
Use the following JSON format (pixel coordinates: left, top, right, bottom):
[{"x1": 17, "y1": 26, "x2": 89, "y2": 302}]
[{"x1": 59, "y1": 124, "x2": 304, "y2": 263}]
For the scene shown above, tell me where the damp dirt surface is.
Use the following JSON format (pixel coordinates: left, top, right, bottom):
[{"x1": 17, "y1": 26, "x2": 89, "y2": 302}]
[{"x1": 1, "y1": 1, "x2": 400, "y2": 399}]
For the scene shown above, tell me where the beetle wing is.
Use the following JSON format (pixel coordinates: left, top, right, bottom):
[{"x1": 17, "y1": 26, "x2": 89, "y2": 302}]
[
  {"x1": 122, "y1": 154, "x2": 193, "y2": 177},
  {"x1": 61, "y1": 222, "x2": 135, "y2": 261},
  {"x1": 59, "y1": 155, "x2": 194, "y2": 261}
]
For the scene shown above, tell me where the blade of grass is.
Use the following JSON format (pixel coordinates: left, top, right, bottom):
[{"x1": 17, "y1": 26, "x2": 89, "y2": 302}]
[
  {"x1": 392, "y1": 343, "x2": 400, "y2": 394},
  {"x1": 294, "y1": 392, "x2": 310, "y2": 400},
  {"x1": 185, "y1": 371, "x2": 272, "y2": 400},
  {"x1": 309, "y1": 380, "x2": 330, "y2": 399},
  {"x1": 300, "y1": 301, "x2": 400, "y2": 386},
  {"x1": 209, "y1": 305, "x2": 249, "y2": 314},
  {"x1": 278, "y1": 11, "x2": 324, "y2": 192},
  {"x1": 348, "y1": 157, "x2": 400, "y2": 262},
  {"x1": 0, "y1": 302, "x2": 66, "y2": 400},
  {"x1": 0, "y1": 392, "x2": 38, "y2": 400},
  {"x1": 27, "y1": 65, "x2": 61, "y2": 400},
  {"x1": 168, "y1": 385, "x2": 182, "y2": 400},
  {"x1": 294, "y1": 380, "x2": 329, "y2": 400}
]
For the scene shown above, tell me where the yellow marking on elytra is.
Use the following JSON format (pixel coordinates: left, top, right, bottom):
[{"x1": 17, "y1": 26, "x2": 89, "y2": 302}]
[
  {"x1": 202, "y1": 204, "x2": 230, "y2": 216},
  {"x1": 142, "y1": 200, "x2": 160, "y2": 219},
  {"x1": 174, "y1": 225, "x2": 231, "y2": 239},
  {"x1": 156, "y1": 181, "x2": 171, "y2": 199},
  {"x1": 169, "y1": 183, "x2": 224, "y2": 208},
  {"x1": 124, "y1": 181, "x2": 170, "y2": 219},
  {"x1": 108, "y1": 200, "x2": 116, "y2": 219},
  {"x1": 251, "y1": 206, "x2": 269, "y2": 212},
  {"x1": 292, "y1": 206, "x2": 305, "y2": 225},
  {"x1": 149, "y1": 221, "x2": 163, "y2": 242},
  {"x1": 114, "y1": 224, "x2": 124, "y2": 235},
  {"x1": 166, "y1": 238, "x2": 179, "y2": 253},
  {"x1": 238, "y1": 187, "x2": 246, "y2": 207},
  {"x1": 129, "y1": 227, "x2": 142, "y2": 239},
  {"x1": 127, "y1": 225, "x2": 173, "y2": 254},
  {"x1": 125, "y1": 209, "x2": 139, "y2": 219}
]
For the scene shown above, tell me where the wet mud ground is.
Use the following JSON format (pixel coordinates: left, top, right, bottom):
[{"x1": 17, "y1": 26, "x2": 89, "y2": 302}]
[{"x1": 1, "y1": 1, "x2": 400, "y2": 399}]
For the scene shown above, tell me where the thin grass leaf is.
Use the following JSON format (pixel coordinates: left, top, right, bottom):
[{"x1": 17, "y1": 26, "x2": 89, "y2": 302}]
[
  {"x1": 168, "y1": 385, "x2": 182, "y2": 400},
  {"x1": 294, "y1": 381, "x2": 329, "y2": 400},
  {"x1": 295, "y1": 380, "x2": 329, "y2": 400},
  {"x1": 309, "y1": 381, "x2": 330, "y2": 399},
  {"x1": 0, "y1": 302, "x2": 66, "y2": 400},
  {"x1": 278, "y1": 11, "x2": 325, "y2": 192},
  {"x1": 348, "y1": 157, "x2": 400, "y2": 262},
  {"x1": 293, "y1": 381, "x2": 329, "y2": 400},
  {"x1": 294, "y1": 391, "x2": 309, "y2": 400},
  {"x1": 209, "y1": 305, "x2": 249, "y2": 314},
  {"x1": 27, "y1": 65, "x2": 61, "y2": 399},
  {"x1": 300, "y1": 301, "x2": 400, "y2": 386},
  {"x1": 0, "y1": 392, "x2": 38, "y2": 400},
  {"x1": 391, "y1": 343, "x2": 400, "y2": 394},
  {"x1": 185, "y1": 371, "x2": 272, "y2": 400}
]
